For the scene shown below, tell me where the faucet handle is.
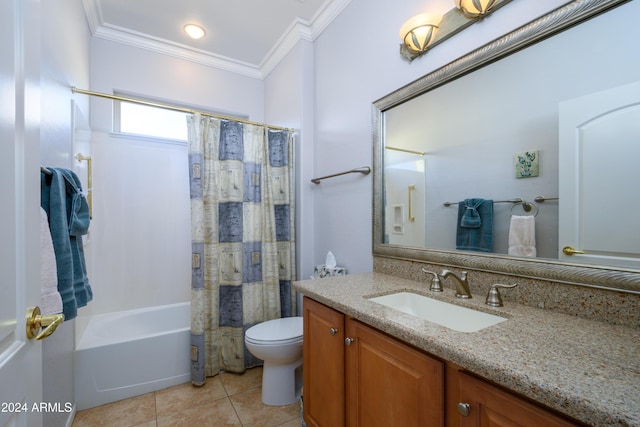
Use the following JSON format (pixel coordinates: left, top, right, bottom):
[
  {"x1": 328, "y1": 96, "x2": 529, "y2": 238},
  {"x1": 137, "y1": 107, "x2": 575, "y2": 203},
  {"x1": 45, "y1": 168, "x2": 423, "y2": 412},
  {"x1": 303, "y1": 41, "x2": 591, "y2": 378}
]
[
  {"x1": 485, "y1": 283, "x2": 518, "y2": 307},
  {"x1": 421, "y1": 268, "x2": 443, "y2": 292}
]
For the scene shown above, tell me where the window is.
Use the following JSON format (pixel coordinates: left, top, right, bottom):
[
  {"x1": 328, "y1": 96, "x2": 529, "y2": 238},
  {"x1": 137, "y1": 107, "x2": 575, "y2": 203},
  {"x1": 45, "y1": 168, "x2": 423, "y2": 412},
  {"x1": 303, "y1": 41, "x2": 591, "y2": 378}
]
[{"x1": 115, "y1": 100, "x2": 189, "y2": 141}]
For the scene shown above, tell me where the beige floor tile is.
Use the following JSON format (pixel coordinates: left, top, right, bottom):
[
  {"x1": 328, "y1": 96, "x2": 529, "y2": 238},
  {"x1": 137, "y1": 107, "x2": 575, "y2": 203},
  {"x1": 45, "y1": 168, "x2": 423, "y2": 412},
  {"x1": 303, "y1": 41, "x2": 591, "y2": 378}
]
[
  {"x1": 276, "y1": 418, "x2": 303, "y2": 427},
  {"x1": 229, "y1": 387, "x2": 300, "y2": 427},
  {"x1": 219, "y1": 367, "x2": 262, "y2": 396},
  {"x1": 155, "y1": 377, "x2": 227, "y2": 418},
  {"x1": 156, "y1": 398, "x2": 241, "y2": 427},
  {"x1": 72, "y1": 393, "x2": 156, "y2": 427}
]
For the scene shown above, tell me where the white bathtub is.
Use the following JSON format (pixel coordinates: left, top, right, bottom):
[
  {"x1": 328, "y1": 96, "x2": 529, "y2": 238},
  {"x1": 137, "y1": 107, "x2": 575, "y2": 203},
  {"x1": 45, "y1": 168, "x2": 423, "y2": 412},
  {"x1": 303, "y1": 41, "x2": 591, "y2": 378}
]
[{"x1": 75, "y1": 302, "x2": 190, "y2": 410}]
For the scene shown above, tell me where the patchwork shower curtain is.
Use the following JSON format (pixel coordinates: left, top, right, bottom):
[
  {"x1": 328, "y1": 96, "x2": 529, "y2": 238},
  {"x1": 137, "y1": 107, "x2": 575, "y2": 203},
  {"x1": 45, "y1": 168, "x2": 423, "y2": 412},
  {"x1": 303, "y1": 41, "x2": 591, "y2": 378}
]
[{"x1": 188, "y1": 114, "x2": 296, "y2": 385}]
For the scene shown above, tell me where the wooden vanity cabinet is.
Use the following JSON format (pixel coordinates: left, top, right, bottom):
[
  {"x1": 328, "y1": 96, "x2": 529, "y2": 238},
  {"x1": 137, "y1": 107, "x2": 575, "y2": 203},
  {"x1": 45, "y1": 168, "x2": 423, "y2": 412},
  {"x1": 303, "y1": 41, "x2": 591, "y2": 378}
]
[
  {"x1": 345, "y1": 317, "x2": 444, "y2": 427},
  {"x1": 303, "y1": 297, "x2": 581, "y2": 427},
  {"x1": 303, "y1": 297, "x2": 444, "y2": 427},
  {"x1": 303, "y1": 297, "x2": 346, "y2": 427},
  {"x1": 447, "y1": 367, "x2": 582, "y2": 427}
]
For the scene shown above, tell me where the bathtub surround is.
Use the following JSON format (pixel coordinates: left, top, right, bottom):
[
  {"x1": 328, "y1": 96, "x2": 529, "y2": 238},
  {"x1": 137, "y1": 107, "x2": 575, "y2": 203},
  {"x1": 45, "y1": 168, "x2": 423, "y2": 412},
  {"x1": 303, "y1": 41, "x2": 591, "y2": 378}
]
[
  {"x1": 188, "y1": 114, "x2": 297, "y2": 385},
  {"x1": 75, "y1": 302, "x2": 190, "y2": 410},
  {"x1": 40, "y1": 167, "x2": 93, "y2": 320}
]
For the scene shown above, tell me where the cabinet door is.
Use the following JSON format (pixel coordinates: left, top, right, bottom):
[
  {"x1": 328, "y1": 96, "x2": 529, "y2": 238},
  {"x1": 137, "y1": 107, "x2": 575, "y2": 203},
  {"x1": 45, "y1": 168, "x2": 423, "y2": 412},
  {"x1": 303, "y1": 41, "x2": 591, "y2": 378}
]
[
  {"x1": 303, "y1": 297, "x2": 346, "y2": 427},
  {"x1": 457, "y1": 372, "x2": 579, "y2": 427},
  {"x1": 346, "y1": 319, "x2": 444, "y2": 427}
]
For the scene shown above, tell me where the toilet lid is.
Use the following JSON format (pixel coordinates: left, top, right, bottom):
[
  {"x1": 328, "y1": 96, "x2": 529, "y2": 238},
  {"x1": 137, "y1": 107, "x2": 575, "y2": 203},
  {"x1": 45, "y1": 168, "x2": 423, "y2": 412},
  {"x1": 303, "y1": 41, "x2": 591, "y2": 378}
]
[{"x1": 245, "y1": 317, "x2": 303, "y2": 343}]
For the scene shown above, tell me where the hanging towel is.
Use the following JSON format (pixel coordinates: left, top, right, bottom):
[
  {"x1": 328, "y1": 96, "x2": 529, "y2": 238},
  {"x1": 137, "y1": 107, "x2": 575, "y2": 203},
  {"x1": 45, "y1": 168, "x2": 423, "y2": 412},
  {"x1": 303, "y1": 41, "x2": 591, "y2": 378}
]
[
  {"x1": 508, "y1": 215, "x2": 537, "y2": 257},
  {"x1": 41, "y1": 168, "x2": 93, "y2": 320},
  {"x1": 456, "y1": 198, "x2": 494, "y2": 252},
  {"x1": 40, "y1": 207, "x2": 63, "y2": 315}
]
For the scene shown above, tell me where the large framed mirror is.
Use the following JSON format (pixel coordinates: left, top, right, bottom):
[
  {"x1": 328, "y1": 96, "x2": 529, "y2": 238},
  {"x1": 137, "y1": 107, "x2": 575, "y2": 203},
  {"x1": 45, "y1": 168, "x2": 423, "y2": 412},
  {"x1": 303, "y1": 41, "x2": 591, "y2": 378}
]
[{"x1": 373, "y1": 0, "x2": 640, "y2": 294}]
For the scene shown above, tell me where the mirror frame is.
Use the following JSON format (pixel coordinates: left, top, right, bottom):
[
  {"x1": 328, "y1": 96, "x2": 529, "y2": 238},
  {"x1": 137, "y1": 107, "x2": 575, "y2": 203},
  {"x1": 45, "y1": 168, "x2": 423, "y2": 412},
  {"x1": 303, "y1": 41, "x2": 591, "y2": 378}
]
[{"x1": 373, "y1": 0, "x2": 640, "y2": 295}]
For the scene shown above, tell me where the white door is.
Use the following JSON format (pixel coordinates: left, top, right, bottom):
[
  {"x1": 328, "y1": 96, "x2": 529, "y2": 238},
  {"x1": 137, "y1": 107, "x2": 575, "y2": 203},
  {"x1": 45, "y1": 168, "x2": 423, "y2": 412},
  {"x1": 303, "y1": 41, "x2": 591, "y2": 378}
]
[
  {"x1": 558, "y1": 80, "x2": 640, "y2": 268},
  {"x1": 0, "y1": 1, "x2": 45, "y2": 426}
]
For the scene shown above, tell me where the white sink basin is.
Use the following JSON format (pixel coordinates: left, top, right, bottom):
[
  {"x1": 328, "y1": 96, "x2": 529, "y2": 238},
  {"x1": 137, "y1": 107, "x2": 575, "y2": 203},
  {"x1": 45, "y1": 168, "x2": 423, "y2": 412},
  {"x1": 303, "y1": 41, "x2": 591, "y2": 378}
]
[{"x1": 368, "y1": 292, "x2": 506, "y2": 333}]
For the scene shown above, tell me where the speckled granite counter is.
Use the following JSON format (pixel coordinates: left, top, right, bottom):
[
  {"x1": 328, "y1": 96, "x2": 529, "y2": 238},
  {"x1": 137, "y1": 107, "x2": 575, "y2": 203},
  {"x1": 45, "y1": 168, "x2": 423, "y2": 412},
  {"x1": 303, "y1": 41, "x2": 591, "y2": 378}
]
[{"x1": 294, "y1": 272, "x2": 640, "y2": 427}]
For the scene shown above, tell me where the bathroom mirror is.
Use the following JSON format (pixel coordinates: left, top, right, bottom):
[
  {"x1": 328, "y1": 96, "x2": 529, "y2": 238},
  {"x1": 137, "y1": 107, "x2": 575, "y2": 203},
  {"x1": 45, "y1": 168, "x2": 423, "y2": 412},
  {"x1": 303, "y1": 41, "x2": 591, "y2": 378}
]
[{"x1": 373, "y1": 0, "x2": 640, "y2": 293}]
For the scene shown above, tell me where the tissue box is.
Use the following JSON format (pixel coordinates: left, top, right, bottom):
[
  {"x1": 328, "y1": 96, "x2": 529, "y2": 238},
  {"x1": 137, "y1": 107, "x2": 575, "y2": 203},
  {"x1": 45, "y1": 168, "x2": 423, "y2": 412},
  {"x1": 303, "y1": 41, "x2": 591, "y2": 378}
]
[{"x1": 313, "y1": 265, "x2": 346, "y2": 279}]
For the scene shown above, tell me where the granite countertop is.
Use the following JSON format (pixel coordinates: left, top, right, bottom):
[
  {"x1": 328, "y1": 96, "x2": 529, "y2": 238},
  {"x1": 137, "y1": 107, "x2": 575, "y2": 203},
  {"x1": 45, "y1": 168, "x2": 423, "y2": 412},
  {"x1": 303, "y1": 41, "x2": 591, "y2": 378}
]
[{"x1": 294, "y1": 272, "x2": 640, "y2": 427}]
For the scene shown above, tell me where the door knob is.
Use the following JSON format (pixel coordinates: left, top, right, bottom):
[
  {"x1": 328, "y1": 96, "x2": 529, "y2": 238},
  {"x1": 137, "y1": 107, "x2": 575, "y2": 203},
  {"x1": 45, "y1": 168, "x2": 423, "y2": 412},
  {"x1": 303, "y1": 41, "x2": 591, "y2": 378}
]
[
  {"x1": 26, "y1": 306, "x2": 64, "y2": 340},
  {"x1": 562, "y1": 246, "x2": 585, "y2": 256}
]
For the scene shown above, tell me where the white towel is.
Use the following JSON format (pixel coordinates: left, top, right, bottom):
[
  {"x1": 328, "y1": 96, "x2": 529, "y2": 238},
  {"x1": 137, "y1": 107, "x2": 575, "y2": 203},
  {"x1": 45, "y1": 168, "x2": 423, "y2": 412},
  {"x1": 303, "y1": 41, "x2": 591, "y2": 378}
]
[
  {"x1": 508, "y1": 215, "x2": 537, "y2": 257},
  {"x1": 40, "y1": 207, "x2": 63, "y2": 315}
]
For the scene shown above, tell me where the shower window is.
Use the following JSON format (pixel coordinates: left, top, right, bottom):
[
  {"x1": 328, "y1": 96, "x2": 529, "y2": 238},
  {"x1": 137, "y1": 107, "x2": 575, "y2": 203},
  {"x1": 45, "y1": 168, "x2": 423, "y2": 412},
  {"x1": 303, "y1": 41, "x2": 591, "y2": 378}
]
[{"x1": 114, "y1": 100, "x2": 189, "y2": 141}]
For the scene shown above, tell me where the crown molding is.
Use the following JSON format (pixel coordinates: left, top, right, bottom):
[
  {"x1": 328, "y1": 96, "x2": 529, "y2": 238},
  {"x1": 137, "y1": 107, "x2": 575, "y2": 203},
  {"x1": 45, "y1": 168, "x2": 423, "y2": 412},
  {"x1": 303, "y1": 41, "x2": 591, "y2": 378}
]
[
  {"x1": 260, "y1": 0, "x2": 352, "y2": 78},
  {"x1": 82, "y1": 0, "x2": 352, "y2": 80},
  {"x1": 94, "y1": 23, "x2": 263, "y2": 79}
]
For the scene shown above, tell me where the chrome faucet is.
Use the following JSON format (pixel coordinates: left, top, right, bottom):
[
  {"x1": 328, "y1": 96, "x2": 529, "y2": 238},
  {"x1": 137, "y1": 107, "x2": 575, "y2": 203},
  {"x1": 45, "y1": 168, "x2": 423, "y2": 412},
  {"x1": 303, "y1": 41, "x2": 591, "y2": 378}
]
[
  {"x1": 421, "y1": 268, "x2": 443, "y2": 292},
  {"x1": 440, "y1": 269, "x2": 472, "y2": 299}
]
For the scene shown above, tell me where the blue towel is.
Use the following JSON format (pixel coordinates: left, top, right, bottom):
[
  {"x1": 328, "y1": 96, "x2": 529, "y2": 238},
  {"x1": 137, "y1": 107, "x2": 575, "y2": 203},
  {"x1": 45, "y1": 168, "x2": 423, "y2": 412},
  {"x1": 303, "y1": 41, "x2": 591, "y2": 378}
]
[
  {"x1": 456, "y1": 198, "x2": 494, "y2": 252},
  {"x1": 41, "y1": 168, "x2": 92, "y2": 320}
]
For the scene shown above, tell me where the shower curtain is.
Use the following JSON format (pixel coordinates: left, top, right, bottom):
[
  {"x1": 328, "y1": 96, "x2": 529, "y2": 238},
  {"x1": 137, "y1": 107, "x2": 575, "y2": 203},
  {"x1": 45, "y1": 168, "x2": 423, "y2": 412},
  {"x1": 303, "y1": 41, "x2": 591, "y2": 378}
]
[{"x1": 188, "y1": 114, "x2": 296, "y2": 386}]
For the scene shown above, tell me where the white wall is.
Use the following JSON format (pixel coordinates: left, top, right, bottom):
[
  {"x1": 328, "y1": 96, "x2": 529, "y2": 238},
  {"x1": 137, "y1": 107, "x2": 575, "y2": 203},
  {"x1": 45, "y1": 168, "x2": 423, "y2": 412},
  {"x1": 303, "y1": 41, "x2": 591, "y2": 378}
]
[
  {"x1": 39, "y1": 0, "x2": 92, "y2": 425},
  {"x1": 309, "y1": 0, "x2": 571, "y2": 274},
  {"x1": 264, "y1": 40, "x2": 316, "y2": 281}
]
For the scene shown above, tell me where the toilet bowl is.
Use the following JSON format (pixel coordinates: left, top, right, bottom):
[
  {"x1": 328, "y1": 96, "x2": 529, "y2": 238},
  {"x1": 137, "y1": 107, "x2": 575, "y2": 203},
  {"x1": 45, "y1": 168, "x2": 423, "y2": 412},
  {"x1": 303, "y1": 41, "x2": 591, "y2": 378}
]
[{"x1": 245, "y1": 316, "x2": 303, "y2": 406}]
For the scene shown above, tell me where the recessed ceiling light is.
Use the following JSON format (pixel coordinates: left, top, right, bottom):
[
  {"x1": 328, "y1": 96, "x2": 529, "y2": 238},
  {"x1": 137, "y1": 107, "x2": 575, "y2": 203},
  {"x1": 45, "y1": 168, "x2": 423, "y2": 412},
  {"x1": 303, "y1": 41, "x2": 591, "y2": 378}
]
[{"x1": 184, "y1": 24, "x2": 206, "y2": 40}]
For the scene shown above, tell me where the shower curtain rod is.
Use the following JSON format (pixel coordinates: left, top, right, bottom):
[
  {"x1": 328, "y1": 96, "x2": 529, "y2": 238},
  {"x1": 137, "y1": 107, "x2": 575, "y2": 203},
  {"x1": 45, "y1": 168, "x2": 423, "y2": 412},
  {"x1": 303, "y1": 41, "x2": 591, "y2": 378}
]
[{"x1": 70, "y1": 87, "x2": 295, "y2": 132}]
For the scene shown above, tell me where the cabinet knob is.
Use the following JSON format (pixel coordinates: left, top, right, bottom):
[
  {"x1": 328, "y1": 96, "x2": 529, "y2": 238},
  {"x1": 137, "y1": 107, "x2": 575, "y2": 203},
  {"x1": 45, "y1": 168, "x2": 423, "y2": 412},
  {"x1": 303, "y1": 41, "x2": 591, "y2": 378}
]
[
  {"x1": 329, "y1": 327, "x2": 339, "y2": 336},
  {"x1": 345, "y1": 337, "x2": 354, "y2": 346},
  {"x1": 457, "y1": 402, "x2": 471, "y2": 417}
]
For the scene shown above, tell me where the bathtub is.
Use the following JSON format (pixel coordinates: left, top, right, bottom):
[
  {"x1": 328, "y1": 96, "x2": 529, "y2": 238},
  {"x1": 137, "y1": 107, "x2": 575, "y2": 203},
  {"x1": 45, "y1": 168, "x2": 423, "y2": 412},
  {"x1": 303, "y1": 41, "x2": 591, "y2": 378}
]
[{"x1": 75, "y1": 302, "x2": 191, "y2": 410}]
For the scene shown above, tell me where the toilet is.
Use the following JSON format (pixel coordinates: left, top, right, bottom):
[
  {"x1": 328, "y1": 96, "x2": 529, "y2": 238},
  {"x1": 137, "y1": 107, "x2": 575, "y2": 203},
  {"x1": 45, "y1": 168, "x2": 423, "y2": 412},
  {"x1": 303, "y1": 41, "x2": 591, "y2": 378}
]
[{"x1": 244, "y1": 316, "x2": 304, "y2": 406}]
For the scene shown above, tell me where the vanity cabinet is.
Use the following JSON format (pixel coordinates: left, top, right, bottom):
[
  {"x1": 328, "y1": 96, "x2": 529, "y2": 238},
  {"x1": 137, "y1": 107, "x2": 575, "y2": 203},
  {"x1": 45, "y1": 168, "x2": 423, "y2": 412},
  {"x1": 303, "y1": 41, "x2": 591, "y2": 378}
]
[
  {"x1": 303, "y1": 297, "x2": 444, "y2": 427},
  {"x1": 452, "y1": 370, "x2": 580, "y2": 427},
  {"x1": 304, "y1": 297, "x2": 582, "y2": 427},
  {"x1": 303, "y1": 297, "x2": 346, "y2": 427}
]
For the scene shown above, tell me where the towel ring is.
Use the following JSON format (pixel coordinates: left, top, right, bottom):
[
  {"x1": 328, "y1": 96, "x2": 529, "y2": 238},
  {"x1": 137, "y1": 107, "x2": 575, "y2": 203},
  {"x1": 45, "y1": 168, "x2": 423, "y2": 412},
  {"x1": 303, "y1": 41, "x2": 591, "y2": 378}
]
[{"x1": 511, "y1": 201, "x2": 538, "y2": 217}]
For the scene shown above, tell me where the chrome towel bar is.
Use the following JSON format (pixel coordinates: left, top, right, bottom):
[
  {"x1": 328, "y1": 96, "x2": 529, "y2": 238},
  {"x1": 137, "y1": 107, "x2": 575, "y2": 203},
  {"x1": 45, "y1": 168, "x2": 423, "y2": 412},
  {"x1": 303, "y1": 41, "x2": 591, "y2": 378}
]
[{"x1": 311, "y1": 166, "x2": 371, "y2": 184}]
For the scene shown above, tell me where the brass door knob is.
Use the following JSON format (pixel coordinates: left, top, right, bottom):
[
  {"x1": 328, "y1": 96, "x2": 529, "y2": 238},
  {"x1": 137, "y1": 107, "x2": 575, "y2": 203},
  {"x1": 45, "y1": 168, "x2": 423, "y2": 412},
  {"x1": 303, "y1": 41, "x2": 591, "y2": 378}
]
[
  {"x1": 26, "y1": 306, "x2": 64, "y2": 340},
  {"x1": 562, "y1": 246, "x2": 585, "y2": 256}
]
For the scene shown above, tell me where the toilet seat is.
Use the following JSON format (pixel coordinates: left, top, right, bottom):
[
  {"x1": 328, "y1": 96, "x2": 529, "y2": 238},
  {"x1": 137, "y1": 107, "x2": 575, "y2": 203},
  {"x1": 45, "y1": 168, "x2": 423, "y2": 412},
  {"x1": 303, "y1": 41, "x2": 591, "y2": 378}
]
[{"x1": 245, "y1": 317, "x2": 303, "y2": 345}]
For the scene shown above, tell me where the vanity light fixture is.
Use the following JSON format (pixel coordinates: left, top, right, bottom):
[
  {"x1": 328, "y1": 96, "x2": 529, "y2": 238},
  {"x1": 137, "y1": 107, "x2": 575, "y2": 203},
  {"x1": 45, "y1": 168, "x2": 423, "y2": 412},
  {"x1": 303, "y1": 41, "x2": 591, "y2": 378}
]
[
  {"x1": 184, "y1": 24, "x2": 206, "y2": 39},
  {"x1": 454, "y1": 0, "x2": 498, "y2": 18},
  {"x1": 399, "y1": 13, "x2": 442, "y2": 60}
]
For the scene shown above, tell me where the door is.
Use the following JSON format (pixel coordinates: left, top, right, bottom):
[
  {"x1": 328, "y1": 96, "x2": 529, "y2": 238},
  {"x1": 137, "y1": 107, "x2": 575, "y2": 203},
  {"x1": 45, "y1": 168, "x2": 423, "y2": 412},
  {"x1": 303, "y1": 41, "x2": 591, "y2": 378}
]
[
  {"x1": 457, "y1": 372, "x2": 578, "y2": 427},
  {"x1": 303, "y1": 297, "x2": 345, "y2": 427},
  {"x1": 558, "y1": 81, "x2": 640, "y2": 268},
  {"x1": 1, "y1": 0, "x2": 44, "y2": 426},
  {"x1": 345, "y1": 319, "x2": 444, "y2": 427}
]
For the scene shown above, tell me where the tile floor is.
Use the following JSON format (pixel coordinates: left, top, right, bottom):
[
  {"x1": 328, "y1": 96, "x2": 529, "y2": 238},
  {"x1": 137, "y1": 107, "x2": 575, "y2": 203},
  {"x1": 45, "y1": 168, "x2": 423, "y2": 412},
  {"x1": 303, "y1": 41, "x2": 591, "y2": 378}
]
[{"x1": 72, "y1": 367, "x2": 302, "y2": 427}]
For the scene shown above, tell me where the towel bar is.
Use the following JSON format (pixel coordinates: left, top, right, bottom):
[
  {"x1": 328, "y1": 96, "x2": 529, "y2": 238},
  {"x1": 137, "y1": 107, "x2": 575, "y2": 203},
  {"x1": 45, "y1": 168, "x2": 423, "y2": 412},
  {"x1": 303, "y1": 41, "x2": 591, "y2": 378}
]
[
  {"x1": 75, "y1": 153, "x2": 93, "y2": 219},
  {"x1": 443, "y1": 198, "x2": 522, "y2": 207},
  {"x1": 311, "y1": 166, "x2": 371, "y2": 184}
]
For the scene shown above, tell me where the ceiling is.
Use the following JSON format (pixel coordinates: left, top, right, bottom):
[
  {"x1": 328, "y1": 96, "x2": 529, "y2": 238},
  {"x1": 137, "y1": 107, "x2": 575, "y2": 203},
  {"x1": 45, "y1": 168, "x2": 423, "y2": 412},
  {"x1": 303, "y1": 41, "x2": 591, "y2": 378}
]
[{"x1": 82, "y1": 0, "x2": 352, "y2": 79}]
